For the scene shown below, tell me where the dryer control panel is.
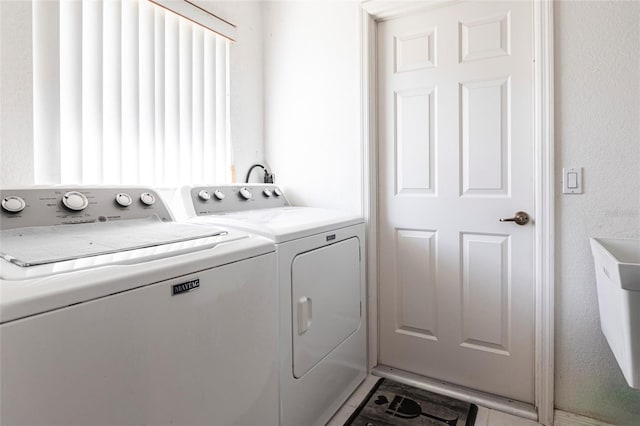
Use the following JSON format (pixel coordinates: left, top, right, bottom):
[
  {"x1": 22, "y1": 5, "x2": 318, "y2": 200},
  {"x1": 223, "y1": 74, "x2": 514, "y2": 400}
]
[
  {"x1": 188, "y1": 184, "x2": 290, "y2": 216},
  {"x1": 0, "y1": 187, "x2": 172, "y2": 230}
]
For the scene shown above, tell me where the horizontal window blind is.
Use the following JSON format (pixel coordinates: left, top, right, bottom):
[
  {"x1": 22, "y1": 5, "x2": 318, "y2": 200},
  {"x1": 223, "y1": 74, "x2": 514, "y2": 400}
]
[{"x1": 32, "y1": 0, "x2": 230, "y2": 186}]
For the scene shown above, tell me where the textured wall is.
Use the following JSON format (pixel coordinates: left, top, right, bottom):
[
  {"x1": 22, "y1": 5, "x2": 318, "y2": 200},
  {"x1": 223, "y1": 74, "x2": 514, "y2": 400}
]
[
  {"x1": 0, "y1": 1, "x2": 35, "y2": 186},
  {"x1": 554, "y1": 1, "x2": 640, "y2": 424},
  {"x1": 206, "y1": 1, "x2": 266, "y2": 184},
  {"x1": 262, "y1": 1, "x2": 362, "y2": 215}
]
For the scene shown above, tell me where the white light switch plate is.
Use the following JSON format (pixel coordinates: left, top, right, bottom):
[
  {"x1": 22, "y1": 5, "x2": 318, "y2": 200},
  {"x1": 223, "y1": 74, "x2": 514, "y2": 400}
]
[{"x1": 562, "y1": 167, "x2": 583, "y2": 194}]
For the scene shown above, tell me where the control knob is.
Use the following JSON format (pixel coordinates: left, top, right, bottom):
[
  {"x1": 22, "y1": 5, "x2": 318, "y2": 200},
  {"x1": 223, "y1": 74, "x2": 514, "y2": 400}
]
[
  {"x1": 1, "y1": 196, "x2": 26, "y2": 213},
  {"x1": 62, "y1": 191, "x2": 89, "y2": 211},
  {"x1": 140, "y1": 192, "x2": 156, "y2": 206},
  {"x1": 213, "y1": 190, "x2": 226, "y2": 200},
  {"x1": 273, "y1": 188, "x2": 283, "y2": 197},
  {"x1": 239, "y1": 187, "x2": 252, "y2": 200},
  {"x1": 115, "y1": 193, "x2": 133, "y2": 207},
  {"x1": 263, "y1": 189, "x2": 273, "y2": 198},
  {"x1": 198, "y1": 190, "x2": 211, "y2": 201}
]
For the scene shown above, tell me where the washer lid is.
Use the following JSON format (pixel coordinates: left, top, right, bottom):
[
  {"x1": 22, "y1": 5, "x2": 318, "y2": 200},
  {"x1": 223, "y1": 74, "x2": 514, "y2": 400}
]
[
  {"x1": 0, "y1": 216, "x2": 227, "y2": 267},
  {"x1": 0, "y1": 232, "x2": 275, "y2": 323},
  {"x1": 189, "y1": 207, "x2": 363, "y2": 243}
]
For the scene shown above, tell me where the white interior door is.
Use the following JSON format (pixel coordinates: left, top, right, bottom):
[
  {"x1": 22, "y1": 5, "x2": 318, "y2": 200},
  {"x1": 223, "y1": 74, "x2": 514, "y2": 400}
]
[{"x1": 378, "y1": 1, "x2": 535, "y2": 403}]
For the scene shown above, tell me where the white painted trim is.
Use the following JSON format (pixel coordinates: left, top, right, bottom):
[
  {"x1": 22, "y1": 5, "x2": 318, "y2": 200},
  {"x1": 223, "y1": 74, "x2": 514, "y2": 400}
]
[
  {"x1": 533, "y1": 1, "x2": 555, "y2": 425},
  {"x1": 359, "y1": 0, "x2": 555, "y2": 423},
  {"x1": 361, "y1": 0, "x2": 462, "y2": 22},
  {"x1": 373, "y1": 365, "x2": 538, "y2": 421},
  {"x1": 149, "y1": 0, "x2": 236, "y2": 41},
  {"x1": 554, "y1": 410, "x2": 615, "y2": 426},
  {"x1": 359, "y1": 7, "x2": 379, "y2": 370}
]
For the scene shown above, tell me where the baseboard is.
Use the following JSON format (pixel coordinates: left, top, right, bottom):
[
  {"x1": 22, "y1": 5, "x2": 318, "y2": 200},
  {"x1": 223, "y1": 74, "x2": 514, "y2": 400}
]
[{"x1": 554, "y1": 410, "x2": 615, "y2": 426}]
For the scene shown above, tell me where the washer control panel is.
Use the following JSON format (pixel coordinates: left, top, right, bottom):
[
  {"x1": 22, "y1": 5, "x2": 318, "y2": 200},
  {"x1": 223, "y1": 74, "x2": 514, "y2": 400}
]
[
  {"x1": 0, "y1": 187, "x2": 172, "y2": 230},
  {"x1": 189, "y1": 184, "x2": 289, "y2": 216}
]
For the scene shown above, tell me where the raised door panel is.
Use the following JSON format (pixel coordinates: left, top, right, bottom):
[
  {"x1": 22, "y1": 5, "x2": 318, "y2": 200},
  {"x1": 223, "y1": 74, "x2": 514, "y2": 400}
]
[
  {"x1": 395, "y1": 30, "x2": 436, "y2": 72},
  {"x1": 460, "y1": 233, "x2": 510, "y2": 354},
  {"x1": 395, "y1": 88, "x2": 436, "y2": 195},
  {"x1": 460, "y1": 77, "x2": 510, "y2": 197},
  {"x1": 459, "y1": 13, "x2": 510, "y2": 62},
  {"x1": 395, "y1": 229, "x2": 438, "y2": 340}
]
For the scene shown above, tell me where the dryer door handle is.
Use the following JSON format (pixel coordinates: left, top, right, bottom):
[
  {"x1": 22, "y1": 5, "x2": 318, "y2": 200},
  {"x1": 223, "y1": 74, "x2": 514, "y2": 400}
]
[{"x1": 297, "y1": 297, "x2": 312, "y2": 335}]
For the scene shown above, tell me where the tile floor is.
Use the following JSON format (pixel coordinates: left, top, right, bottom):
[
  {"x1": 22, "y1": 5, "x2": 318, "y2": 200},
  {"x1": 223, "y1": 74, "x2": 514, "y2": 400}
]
[{"x1": 326, "y1": 375, "x2": 541, "y2": 426}]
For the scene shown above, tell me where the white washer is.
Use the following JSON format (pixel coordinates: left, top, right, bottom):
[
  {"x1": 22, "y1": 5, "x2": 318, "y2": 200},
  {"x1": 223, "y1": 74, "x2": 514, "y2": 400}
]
[
  {"x1": 181, "y1": 184, "x2": 367, "y2": 426},
  {"x1": 0, "y1": 186, "x2": 279, "y2": 426}
]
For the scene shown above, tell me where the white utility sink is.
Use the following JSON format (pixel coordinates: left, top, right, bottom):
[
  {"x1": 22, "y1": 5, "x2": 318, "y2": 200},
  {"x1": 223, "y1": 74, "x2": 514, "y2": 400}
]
[{"x1": 590, "y1": 237, "x2": 640, "y2": 389}]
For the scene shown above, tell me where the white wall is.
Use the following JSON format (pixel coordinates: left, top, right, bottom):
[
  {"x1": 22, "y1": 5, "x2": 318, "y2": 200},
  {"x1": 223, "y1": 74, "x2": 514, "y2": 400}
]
[
  {"x1": 554, "y1": 1, "x2": 640, "y2": 424},
  {"x1": 0, "y1": 0, "x2": 264, "y2": 188},
  {"x1": 262, "y1": 1, "x2": 362, "y2": 215},
  {"x1": 0, "y1": 1, "x2": 35, "y2": 186},
  {"x1": 204, "y1": 1, "x2": 265, "y2": 184}
]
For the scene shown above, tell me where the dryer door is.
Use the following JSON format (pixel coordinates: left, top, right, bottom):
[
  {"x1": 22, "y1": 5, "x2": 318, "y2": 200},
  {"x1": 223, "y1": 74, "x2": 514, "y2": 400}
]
[{"x1": 291, "y1": 237, "x2": 361, "y2": 378}]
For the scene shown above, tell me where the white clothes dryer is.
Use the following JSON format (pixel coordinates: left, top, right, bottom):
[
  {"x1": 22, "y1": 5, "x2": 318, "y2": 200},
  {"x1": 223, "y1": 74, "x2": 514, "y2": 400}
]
[
  {"x1": 0, "y1": 186, "x2": 279, "y2": 426},
  {"x1": 181, "y1": 184, "x2": 367, "y2": 426}
]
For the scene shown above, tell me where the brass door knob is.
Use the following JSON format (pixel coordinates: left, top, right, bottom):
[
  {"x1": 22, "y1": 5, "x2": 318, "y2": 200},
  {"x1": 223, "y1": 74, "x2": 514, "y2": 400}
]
[{"x1": 499, "y1": 211, "x2": 530, "y2": 226}]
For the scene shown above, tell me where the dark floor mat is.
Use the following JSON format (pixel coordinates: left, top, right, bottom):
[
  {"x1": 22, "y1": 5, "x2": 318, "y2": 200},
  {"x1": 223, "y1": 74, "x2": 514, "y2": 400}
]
[{"x1": 344, "y1": 378, "x2": 477, "y2": 426}]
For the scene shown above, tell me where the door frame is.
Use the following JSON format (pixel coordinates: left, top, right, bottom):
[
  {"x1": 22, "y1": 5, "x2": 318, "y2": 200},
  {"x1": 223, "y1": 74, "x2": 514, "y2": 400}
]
[{"x1": 358, "y1": 1, "x2": 555, "y2": 425}]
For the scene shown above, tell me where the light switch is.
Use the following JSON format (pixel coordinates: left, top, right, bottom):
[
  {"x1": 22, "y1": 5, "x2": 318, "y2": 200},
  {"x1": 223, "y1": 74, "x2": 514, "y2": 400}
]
[{"x1": 563, "y1": 167, "x2": 583, "y2": 194}]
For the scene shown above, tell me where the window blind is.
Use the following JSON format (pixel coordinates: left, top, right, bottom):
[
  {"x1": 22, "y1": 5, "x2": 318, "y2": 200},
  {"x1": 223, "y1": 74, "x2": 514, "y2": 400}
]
[{"x1": 32, "y1": 0, "x2": 230, "y2": 186}]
